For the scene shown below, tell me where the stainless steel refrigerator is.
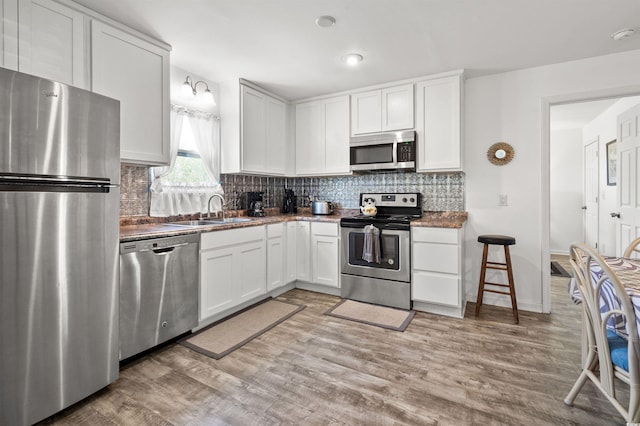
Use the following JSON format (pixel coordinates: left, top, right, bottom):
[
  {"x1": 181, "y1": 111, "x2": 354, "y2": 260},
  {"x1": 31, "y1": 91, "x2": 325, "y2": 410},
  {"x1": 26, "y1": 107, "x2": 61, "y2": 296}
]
[{"x1": 0, "y1": 67, "x2": 120, "y2": 425}]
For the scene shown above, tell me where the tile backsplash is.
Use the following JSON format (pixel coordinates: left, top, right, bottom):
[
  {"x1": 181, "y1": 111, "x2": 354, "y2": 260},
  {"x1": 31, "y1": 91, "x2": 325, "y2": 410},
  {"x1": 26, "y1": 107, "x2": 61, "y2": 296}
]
[
  {"x1": 120, "y1": 164, "x2": 151, "y2": 216},
  {"x1": 120, "y1": 164, "x2": 465, "y2": 217}
]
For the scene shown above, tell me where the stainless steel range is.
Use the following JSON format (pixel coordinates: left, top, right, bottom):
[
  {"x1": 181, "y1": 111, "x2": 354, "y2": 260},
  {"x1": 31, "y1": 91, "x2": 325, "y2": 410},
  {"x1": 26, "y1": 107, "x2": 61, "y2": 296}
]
[{"x1": 340, "y1": 193, "x2": 422, "y2": 310}]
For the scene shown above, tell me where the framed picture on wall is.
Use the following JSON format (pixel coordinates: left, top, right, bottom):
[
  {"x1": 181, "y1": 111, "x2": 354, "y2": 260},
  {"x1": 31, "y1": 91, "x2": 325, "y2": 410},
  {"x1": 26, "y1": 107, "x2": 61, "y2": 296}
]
[{"x1": 606, "y1": 140, "x2": 617, "y2": 186}]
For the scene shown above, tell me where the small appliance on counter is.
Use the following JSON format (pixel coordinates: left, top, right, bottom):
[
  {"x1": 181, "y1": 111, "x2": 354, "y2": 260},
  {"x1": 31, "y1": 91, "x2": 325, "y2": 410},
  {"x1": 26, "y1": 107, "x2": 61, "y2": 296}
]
[
  {"x1": 282, "y1": 188, "x2": 297, "y2": 214},
  {"x1": 247, "y1": 191, "x2": 265, "y2": 217},
  {"x1": 312, "y1": 200, "x2": 334, "y2": 215}
]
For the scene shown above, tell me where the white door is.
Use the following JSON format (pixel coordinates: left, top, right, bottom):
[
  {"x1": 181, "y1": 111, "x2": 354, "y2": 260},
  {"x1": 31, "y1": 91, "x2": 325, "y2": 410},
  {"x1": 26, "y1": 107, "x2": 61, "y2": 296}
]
[
  {"x1": 583, "y1": 140, "x2": 599, "y2": 250},
  {"x1": 616, "y1": 104, "x2": 640, "y2": 255}
]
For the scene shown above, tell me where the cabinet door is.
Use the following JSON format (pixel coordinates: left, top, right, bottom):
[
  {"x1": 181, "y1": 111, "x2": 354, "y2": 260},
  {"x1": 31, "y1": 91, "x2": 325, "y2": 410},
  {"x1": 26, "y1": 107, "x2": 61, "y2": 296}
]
[
  {"x1": 267, "y1": 223, "x2": 285, "y2": 291},
  {"x1": 241, "y1": 86, "x2": 267, "y2": 173},
  {"x1": 382, "y1": 84, "x2": 414, "y2": 131},
  {"x1": 265, "y1": 96, "x2": 286, "y2": 175},
  {"x1": 295, "y1": 101, "x2": 323, "y2": 175},
  {"x1": 351, "y1": 90, "x2": 382, "y2": 135},
  {"x1": 416, "y1": 75, "x2": 462, "y2": 171},
  {"x1": 1, "y1": 0, "x2": 18, "y2": 70},
  {"x1": 237, "y1": 240, "x2": 266, "y2": 302},
  {"x1": 311, "y1": 234, "x2": 339, "y2": 287},
  {"x1": 351, "y1": 90, "x2": 381, "y2": 135},
  {"x1": 18, "y1": 0, "x2": 85, "y2": 87},
  {"x1": 200, "y1": 246, "x2": 237, "y2": 320},
  {"x1": 296, "y1": 221, "x2": 311, "y2": 281},
  {"x1": 286, "y1": 221, "x2": 297, "y2": 283},
  {"x1": 323, "y1": 95, "x2": 350, "y2": 174},
  {"x1": 91, "y1": 21, "x2": 170, "y2": 165}
]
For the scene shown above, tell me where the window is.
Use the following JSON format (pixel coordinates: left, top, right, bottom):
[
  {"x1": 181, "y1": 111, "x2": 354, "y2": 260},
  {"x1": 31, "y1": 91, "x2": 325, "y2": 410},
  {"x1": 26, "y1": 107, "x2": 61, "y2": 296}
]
[{"x1": 159, "y1": 117, "x2": 215, "y2": 186}]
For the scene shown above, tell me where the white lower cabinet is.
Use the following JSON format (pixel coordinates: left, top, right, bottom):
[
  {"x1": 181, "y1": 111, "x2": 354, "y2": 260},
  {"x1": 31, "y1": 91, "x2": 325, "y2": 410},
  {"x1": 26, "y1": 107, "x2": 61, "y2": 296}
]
[
  {"x1": 266, "y1": 223, "x2": 285, "y2": 291},
  {"x1": 296, "y1": 221, "x2": 311, "y2": 281},
  {"x1": 285, "y1": 221, "x2": 297, "y2": 283},
  {"x1": 311, "y1": 222, "x2": 340, "y2": 288},
  {"x1": 411, "y1": 226, "x2": 464, "y2": 318},
  {"x1": 199, "y1": 226, "x2": 266, "y2": 322}
]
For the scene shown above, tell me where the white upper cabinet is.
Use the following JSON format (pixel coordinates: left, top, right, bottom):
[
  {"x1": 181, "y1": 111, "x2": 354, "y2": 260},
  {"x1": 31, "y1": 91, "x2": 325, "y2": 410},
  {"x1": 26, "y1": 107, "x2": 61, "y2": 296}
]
[
  {"x1": 295, "y1": 95, "x2": 350, "y2": 176},
  {"x1": 265, "y1": 95, "x2": 286, "y2": 175},
  {"x1": 221, "y1": 81, "x2": 287, "y2": 175},
  {"x1": 351, "y1": 83, "x2": 414, "y2": 135},
  {"x1": 91, "y1": 21, "x2": 170, "y2": 165},
  {"x1": 240, "y1": 85, "x2": 286, "y2": 175},
  {"x1": 15, "y1": 0, "x2": 86, "y2": 87},
  {"x1": 1, "y1": 0, "x2": 18, "y2": 70},
  {"x1": 351, "y1": 90, "x2": 381, "y2": 135},
  {"x1": 415, "y1": 72, "x2": 463, "y2": 171}
]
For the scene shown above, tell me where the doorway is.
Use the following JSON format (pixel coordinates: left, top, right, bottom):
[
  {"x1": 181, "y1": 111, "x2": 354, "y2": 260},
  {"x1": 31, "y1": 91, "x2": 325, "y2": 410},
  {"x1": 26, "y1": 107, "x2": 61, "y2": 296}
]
[{"x1": 545, "y1": 93, "x2": 640, "y2": 312}]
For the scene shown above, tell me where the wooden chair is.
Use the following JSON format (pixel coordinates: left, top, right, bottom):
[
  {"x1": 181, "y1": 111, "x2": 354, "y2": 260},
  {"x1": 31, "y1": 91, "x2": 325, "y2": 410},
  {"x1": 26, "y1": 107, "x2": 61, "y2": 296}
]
[
  {"x1": 624, "y1": 237, "x2": 640, "y2": 259},
  {"x1": 564, "y1": 242, "x2": 640, "y2": 422}
]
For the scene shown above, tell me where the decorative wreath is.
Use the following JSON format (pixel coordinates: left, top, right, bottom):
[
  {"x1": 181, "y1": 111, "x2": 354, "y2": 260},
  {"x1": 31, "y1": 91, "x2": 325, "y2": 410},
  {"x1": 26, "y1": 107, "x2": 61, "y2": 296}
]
[{"x1": 487, "y1": 142, "x2": 515, "y2": 166}]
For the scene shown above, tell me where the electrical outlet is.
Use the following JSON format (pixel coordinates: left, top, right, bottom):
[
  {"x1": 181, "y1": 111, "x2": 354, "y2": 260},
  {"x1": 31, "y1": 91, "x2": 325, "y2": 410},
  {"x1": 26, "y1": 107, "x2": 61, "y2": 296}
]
[{"x1": 499, "y1": 194, "x2": 508, "y2": 206}]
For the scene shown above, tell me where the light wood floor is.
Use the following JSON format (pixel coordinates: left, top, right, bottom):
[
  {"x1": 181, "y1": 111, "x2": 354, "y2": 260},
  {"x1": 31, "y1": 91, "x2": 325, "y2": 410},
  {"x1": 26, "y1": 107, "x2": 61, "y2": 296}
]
[{"x1": 42, "y1": 256, "x2": 626, "y2": 425}]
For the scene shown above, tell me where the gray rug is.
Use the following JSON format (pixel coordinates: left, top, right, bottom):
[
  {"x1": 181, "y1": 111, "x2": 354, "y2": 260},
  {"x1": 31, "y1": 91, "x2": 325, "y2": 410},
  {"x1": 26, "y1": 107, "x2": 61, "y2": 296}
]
[
  {"x1": 181, "y1": 299, "x2": 305, "y2": 359},
  {"x1": 325, "y1": 299, "x2": 415, "y2": 331},
  {"x1": 551, "y1": 261, "x2": 571, "y2": 278}
]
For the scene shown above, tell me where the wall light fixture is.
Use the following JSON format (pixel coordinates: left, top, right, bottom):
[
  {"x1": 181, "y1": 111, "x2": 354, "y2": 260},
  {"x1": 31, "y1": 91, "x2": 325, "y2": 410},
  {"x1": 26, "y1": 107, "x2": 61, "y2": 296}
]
[{"x1": 182, "y1": 76, "x2": 216, "y2": 106}]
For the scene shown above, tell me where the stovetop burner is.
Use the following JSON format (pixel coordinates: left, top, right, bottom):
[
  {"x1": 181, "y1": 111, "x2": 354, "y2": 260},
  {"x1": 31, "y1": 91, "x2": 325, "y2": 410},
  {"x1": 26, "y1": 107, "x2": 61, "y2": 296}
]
[{"x1": 340, "y1": 192, "x2": 423, "y2": 230}]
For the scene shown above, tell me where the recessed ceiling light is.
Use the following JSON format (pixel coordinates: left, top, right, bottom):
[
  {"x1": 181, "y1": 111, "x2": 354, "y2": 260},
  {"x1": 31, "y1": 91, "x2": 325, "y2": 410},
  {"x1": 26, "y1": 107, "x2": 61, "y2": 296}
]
[
  {"x1": 342, "y1": 53, "x2": 364, "y2": 66},
  {"x1": 315, "y1": 15, "x2": 336, "y2": 28},
  {"x1": 611, "y1": 28, "x2": 635, "y2": 41}
]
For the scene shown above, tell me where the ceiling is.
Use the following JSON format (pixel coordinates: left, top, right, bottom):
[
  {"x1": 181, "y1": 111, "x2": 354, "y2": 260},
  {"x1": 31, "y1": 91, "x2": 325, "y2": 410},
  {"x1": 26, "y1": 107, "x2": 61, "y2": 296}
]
[
  {"x1": 73, "y1": 0, "x2": 640, "y2": 101},
  {"x1": 550, "y1": 99, "x2": 620, "y2": 131}
]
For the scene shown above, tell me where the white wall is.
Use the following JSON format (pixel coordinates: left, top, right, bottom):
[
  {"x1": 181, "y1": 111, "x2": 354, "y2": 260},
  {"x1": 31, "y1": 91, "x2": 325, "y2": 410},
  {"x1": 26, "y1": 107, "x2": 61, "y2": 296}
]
[
  {"x1": 582, "y1": 96, "x2": 640, "y2": 256},
  {"x1": 550, "y1": 128, "x2": 583, "y2": 254},
  {"x1": 464, "y1": 49, "x2": 640, "y2": 313}
]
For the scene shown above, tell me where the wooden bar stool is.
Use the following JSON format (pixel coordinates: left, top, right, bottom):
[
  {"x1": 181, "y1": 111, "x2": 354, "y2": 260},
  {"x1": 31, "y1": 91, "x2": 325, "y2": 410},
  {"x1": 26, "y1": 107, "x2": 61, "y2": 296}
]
[{"x1": 475, "y1": 234, "x2": 519, "y2": 324}]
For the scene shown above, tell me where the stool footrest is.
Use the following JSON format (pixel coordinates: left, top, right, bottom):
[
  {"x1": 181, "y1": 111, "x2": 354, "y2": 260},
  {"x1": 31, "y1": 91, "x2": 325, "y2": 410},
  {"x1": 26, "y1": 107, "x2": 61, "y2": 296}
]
[
  {"x1": 482, "y1": 282, "x2": 510, "y2": 288},
  {"x1": 483, "y1": 288, "x2": 513, "y2": 296},
  {"x1": 485, "y1": 263, "x2": 509, "y2": 271}
]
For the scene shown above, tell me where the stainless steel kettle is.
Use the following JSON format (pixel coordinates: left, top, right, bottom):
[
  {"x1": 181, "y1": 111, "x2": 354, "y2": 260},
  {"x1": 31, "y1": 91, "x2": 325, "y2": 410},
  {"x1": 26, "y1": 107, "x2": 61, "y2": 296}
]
[{"x1": 311, "y1": 201, "x2": 334, "y2": 215}]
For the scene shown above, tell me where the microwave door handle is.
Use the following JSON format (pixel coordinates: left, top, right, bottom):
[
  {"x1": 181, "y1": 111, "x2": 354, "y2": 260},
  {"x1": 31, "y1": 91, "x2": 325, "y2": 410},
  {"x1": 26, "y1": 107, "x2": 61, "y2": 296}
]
[{"x1": 392, "y1": 141, "x2": 398, "y2": 165}]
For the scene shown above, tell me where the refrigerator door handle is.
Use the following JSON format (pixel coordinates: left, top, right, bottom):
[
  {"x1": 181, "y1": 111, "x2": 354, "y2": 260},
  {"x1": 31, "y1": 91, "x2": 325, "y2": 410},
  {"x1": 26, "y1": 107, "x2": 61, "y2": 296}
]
[{"x1": 0, "y1": 173, "x2": 111, "y2": 186}]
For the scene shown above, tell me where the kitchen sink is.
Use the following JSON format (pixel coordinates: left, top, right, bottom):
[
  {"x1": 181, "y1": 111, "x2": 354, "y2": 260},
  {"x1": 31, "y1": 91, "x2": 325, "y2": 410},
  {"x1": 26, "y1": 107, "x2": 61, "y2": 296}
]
[{"x1": 168, "y1": 218, "x2": 252, "y2": 227}]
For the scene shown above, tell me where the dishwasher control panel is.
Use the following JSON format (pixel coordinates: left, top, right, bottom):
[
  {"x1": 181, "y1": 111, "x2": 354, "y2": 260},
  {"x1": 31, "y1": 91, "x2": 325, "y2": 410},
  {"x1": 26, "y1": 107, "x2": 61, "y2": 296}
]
[{"x1": 120, "y1": 233, "x2": 199, "y2": 254}]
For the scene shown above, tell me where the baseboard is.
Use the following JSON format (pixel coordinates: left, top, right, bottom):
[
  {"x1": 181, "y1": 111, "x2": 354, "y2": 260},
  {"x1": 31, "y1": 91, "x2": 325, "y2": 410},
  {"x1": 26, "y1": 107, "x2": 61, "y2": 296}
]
[
  {"x1": 295, "y1": 280, "x2": 341, "y2": 296},
  {"x1": 464, "y1": 291, "x2": 544, "y2": 313},
  {"x1": 412, "y1": 301, "x2": 465, "y2": 318}
]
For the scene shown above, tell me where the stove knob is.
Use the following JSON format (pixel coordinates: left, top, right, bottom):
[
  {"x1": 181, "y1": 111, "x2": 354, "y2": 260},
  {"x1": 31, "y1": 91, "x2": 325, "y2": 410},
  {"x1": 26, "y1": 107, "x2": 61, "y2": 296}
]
[
  {"x1": 410, "y1": 197, "x2": 415, "y2": 203},
  {"x1": 402, "y1": 197, "x2": 407, "y2": 203}
]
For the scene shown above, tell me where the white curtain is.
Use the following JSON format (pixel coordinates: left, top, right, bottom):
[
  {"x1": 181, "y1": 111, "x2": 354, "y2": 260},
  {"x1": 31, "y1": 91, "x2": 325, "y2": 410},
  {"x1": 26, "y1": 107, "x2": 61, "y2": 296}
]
[
  {"x1": 189, "y1": 112, "x2": 224, "y2": 211},
  {"x1": 150, "y1": 106, "x2": 185, "y2": 189},
  {"x1": 149, "y1": 106, "x2": 223, "y2": 217}
]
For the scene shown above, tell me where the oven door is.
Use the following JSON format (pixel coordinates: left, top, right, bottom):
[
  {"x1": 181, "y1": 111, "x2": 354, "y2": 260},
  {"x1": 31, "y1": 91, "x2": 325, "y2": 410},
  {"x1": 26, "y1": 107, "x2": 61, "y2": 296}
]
[{"x1": 340, "y1": 226, "x2": 410, "y2": 282}]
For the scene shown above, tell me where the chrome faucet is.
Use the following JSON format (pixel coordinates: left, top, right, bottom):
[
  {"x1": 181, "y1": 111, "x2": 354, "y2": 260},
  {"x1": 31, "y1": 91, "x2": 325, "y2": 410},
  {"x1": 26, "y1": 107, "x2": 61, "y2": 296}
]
[{"x1": 203, "y1": 194, "x2": 225, "y2": 220}]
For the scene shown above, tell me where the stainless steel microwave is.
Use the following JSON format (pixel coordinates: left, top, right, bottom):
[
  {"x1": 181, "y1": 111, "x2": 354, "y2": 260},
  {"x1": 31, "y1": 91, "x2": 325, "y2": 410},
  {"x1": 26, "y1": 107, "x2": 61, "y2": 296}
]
[{"x1": 349, "y1": 130, "x2": 416, "y2": 172}]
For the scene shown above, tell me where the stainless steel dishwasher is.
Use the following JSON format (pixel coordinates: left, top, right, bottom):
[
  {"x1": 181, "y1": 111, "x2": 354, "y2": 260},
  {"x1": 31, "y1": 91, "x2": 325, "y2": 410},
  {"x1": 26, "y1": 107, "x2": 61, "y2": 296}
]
[{"x1": 119, "y1": 233, "x2": 199, "y2": 360}]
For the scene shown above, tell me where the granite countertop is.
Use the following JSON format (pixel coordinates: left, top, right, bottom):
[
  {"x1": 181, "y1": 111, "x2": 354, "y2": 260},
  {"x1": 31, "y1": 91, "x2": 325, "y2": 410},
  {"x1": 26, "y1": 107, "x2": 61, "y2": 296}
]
[
  {"x1": 120, "y1": 209, "x2": 468, "y2": 242},
  {"x1": 120, "y1": 209, "x2": 358, "y2": 242},
  {"x1": 411, "y1": 211, "x2": 468, "y2": 229}
]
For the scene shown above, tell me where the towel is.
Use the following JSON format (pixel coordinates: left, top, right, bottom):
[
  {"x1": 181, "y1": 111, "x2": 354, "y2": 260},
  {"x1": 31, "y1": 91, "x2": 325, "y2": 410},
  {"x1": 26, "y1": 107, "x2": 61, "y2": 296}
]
[{"x1": 362, "y1": 224, "x2": 381, "y2": 264}]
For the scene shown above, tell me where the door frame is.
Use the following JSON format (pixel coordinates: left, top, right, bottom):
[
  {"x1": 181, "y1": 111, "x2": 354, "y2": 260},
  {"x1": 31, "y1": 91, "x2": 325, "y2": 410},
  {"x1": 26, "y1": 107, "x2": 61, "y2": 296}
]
[
  {"x1": 542, "y1": 85, "x2": 640, "y2": 313},
  {"x1": 583, "y1": 139, "x2": 599, "y2": 249}
]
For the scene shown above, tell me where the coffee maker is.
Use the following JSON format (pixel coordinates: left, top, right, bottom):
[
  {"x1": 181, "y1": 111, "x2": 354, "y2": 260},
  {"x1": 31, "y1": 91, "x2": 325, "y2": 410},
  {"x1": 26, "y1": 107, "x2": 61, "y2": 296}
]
[
  {"x1": 281, "y1": 188, "x2": 297, "y2": 214},
  {"x1": 247, "y1": 191, "x2": 265, "y2": 217}
]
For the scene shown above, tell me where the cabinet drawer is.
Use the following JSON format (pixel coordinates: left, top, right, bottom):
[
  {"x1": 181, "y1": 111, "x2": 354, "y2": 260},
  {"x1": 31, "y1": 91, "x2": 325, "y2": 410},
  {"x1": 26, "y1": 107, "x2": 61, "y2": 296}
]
[
  {"x1": 412, "y1": 227, "x2": 459, "y2": 244},
  {"x1": 311, "y1": 221, "x2": 338, "y2": 237},
  {"x1": 201, "y1": 225, "x2": 265, "y2": 250},
  {"x1": 413, "y1": 242, "x2": 459, "y2": 274},
  {"x1": 267, "y1": 222, "x2": 284, "y2": 238},
  {"x1": 412, "y1": 271, "x2": 459, "y2": 306}
]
